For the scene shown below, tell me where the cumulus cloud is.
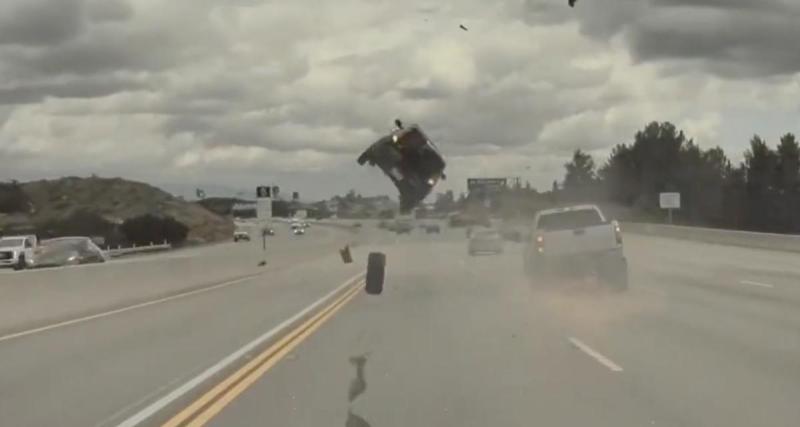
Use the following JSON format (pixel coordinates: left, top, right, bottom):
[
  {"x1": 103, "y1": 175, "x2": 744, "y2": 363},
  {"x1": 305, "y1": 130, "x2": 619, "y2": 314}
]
[
  {"x1": 1, "y1": 0, "x2": 799, "y2": 200},
  {"x1": 524, "y1": 0, "x2": 800, "y2": 78},
  {"x1": 0, "y1": 0, "x2": 87, "y2": 47}
]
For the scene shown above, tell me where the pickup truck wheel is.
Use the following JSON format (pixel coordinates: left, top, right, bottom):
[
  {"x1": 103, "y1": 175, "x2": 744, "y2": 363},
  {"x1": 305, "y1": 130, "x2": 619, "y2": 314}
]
[
  {"x1": 14, "y1": 254, "x2": 26, "y2": 271},
  {"x1": 365, "y1": 252, "x2": 386, "y2": 295},
  {"x1": 601, "y1": 257, "x2": 628, "y2": 292}
]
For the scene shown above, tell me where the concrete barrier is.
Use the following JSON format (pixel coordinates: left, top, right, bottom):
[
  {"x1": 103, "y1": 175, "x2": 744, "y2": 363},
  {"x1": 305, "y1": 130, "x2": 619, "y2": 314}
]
[
  {"x1": 106, "y1": 242, "x2": 172, "y2": 257},
  {"x1": 622, "y1": 222, "x2": 800, "y2": 253}
]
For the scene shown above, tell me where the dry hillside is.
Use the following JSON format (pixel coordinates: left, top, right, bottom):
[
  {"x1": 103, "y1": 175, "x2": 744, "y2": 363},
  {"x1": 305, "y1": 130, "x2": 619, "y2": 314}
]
[{"x1": 0, "y1": 177, "x2": 233, "y2": 243}]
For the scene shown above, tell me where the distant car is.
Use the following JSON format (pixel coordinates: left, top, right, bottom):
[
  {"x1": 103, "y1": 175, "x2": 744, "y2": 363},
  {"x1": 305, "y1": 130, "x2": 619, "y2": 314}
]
[
  {"x1": 293, "y1": 227, "x2": 306, "y2": 236},
  {"x1": 500, "y1": 223, "x2": 524, "y2": 242},
  {"x1": 469, "y1": 230, "x2": 504, "y2": 256},
  {"x1": 424, "y1": 224, "x2": 441, "y2": 234},
  {"x1": 394, "y1": 218, "x2": 413, "y2": 234},
  {"x1": 233, "y1": 231, "x2": 251, "y2": 242},
  {"x1": 0, "y1": 235, "x2": 38, "y2": 270},
  {"x1": 357, "y1": 121, "x2": 446, "y2": 212},
  {"x1": 449, "y1": 212, "x2": 490, "y2": 228},
  {"x1": 263, "y1": 228, "x2": 275, "y2": 236},
  {"x1": 32, "y1": 237, "x2": 109, "y2": 268}
]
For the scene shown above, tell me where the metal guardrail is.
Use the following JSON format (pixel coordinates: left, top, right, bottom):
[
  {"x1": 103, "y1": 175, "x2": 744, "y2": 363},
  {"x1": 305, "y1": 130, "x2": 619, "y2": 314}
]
[
  {"x1": 622, "y1": 222, "x2": 800, "y2": 253},
  {"x1": 105, "y1": 242, "x2": 172, "y2": 258}
]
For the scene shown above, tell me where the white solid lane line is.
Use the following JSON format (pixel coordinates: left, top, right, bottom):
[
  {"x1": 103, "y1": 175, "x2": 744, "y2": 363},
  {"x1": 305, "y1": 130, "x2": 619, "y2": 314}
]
[
  {"x1": 739, "y1": 280, "x2": 775, "y2": 289},
  {"x1": 115, "y1": 272, "x2": 365, "y2": 427},
  {"x1": 568, "y1": 337, "x2": 624, "y2": 372},
  {"x1": 0, "y1": 274, "x2": 261, "y2": 344}
]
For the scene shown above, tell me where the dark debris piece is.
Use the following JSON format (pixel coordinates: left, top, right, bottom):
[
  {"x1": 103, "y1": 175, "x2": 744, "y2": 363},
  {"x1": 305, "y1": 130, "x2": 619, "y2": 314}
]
[{"x1": 348, "y1": 355, "x2": 368, "y2": 402}]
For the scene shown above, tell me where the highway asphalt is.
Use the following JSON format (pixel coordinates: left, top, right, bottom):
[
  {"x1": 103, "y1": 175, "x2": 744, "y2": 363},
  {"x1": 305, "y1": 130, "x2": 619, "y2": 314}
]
[
  {"x1": 0, "y1": 223, "x2": 355, "y2": 334},
  {"x1": 0, "y1": 224, "x2": 798, "y2": 426}
]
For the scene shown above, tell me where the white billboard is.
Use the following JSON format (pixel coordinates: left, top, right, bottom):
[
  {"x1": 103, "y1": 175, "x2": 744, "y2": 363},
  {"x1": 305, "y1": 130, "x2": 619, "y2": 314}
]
[
  {"x1": 256, "y1": 185, "x2": 273, "y2": 220},
  {"x1": 659, "y1": 192, "x2": 681, "y2": 209},
  {"x1": 256, "y1": 198, "x2": 272, "y2": 220}
]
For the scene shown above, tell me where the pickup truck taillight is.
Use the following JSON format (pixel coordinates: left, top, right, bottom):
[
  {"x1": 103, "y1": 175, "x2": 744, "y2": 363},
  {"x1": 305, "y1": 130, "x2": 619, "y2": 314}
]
[
  {"x1": 535, "y1": 235, "x2": 545, "y2": 253},
  {"x1": 613, "y1": 222, "x2": 623, "y2": 245}
]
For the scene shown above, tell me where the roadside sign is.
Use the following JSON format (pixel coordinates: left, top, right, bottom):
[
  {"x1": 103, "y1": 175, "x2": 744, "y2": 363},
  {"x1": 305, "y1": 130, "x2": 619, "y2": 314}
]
[
  {"x1": 257, "y1": 185, "x2": 274, "y2": 220},
  {"x1": 660, "y1": 192, "x2": 680, "y2": 224},
  {"x1": 467, "y1": 178, "x2": 507, "y2": 193},
  {"x1": 659, "y1": 192, "x2": 681, "y2": 209},
  {"x1": 256, "y1": 198, "x2": 272, "y2": 219}
]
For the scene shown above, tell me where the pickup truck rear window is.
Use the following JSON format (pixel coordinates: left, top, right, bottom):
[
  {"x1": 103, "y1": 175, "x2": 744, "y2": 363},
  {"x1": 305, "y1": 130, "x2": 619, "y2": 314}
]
[{"x1": 537, "y1": 209, "x2": 603, "y2": 231}]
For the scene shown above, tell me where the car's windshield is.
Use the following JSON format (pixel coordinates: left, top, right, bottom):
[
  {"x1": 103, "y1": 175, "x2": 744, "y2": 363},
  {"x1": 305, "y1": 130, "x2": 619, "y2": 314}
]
[
  {"x1": 0, "y1": 239, "x2": 24, "y2": 248},
  {"x1": 40, "y1": 239, "x2": 88, "y2": 252},
  {"x1": 537, "y1": 210, "x2": 604, "y2": 231},
  {"x1": 2, "y1": 1, "x2": 799, "y2": 427}
]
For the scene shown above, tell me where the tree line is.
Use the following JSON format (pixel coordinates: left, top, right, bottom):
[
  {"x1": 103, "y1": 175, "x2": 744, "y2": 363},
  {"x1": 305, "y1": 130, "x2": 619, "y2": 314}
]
[{"x1": 562, "y1": 121, "x2": 800, "y2": 233}]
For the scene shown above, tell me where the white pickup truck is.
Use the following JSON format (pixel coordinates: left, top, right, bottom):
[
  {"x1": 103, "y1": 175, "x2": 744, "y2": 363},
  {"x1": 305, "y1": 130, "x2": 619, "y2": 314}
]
[
  {"x1": 523, "y1": 204, "x2": 627, "y2": 290},
  {"x1": 0, "y1": 235, "x2": 38, "y2": 270}
]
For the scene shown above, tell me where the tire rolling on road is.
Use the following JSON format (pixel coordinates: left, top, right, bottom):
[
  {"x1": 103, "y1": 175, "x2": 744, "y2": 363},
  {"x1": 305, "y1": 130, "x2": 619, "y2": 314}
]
[{"x1": 366, "y1": 252, "x2": 386, "y2": 295}]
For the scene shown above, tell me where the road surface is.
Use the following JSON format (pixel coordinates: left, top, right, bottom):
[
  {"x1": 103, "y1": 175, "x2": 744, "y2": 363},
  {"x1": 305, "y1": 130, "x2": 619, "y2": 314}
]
[{"x1": 0, "y1": 224, "x2": 798, "y2": 426}]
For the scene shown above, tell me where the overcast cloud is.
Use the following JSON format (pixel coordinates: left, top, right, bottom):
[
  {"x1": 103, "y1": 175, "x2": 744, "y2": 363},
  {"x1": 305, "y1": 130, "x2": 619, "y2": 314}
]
[{"x1": 1, "y1": 0, "x2": 799, "y2": 200}]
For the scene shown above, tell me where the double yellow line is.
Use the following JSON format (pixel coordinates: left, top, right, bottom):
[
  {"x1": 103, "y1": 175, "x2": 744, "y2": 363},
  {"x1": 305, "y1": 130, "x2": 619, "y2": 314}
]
[{"x1": 161, "y1": 280, "x2": 363, "y2": 427}]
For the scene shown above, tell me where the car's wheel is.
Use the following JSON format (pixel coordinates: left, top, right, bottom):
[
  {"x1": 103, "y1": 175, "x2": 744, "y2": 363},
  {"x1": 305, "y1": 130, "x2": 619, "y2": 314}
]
[
  {"x1": 600, "y1": 257, "x2": 628, "y2": 292},
  {"x1": 14, "y1": 254, "x2": 26, "y2": 271},
  {"x1": 365, "y1": 252, "x2": 386, "y2": 295},
  {"x1": 357, "y1": 149, "x2": 371, "y2": 165}
]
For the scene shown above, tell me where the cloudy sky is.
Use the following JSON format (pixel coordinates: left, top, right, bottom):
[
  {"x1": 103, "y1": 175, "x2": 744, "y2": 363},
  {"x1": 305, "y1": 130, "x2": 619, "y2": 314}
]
[{"x1": 1, "y1": 0, "x2": 799, "y2": 200}]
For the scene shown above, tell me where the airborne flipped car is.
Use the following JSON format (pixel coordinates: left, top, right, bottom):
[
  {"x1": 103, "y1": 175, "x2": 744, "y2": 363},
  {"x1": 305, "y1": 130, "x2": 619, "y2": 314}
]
[{"x1": 358, "y1": 120, "x2": 446, "y2": 213}]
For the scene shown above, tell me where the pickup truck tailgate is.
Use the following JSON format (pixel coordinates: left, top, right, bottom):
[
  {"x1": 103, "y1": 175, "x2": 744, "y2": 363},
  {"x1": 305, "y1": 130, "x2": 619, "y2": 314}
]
[{"x1": 540, "y1": 225, "x2": 617, "y2": 257}]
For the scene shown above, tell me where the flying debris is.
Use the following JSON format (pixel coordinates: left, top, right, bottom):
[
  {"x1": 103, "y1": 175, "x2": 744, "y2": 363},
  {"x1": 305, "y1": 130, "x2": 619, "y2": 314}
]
[
  {"x1": 339, "y1": 245, "x2": 353, "y2": 264},
  {"x1": 357, "y1": 120, "x2": 446, "y2": 213},
  {"x1": 459, "y1": 24, "x2": 468, "y2": 31},
  {"x1": 569, "y1": 0, "x2": 577, "y2": 7}
]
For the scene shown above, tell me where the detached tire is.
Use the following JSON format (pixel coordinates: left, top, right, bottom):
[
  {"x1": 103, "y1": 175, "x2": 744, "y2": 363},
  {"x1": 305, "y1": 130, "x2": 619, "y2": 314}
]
[{"x1": 366, "y1": 252, "x2": 386, "y2": 295}]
